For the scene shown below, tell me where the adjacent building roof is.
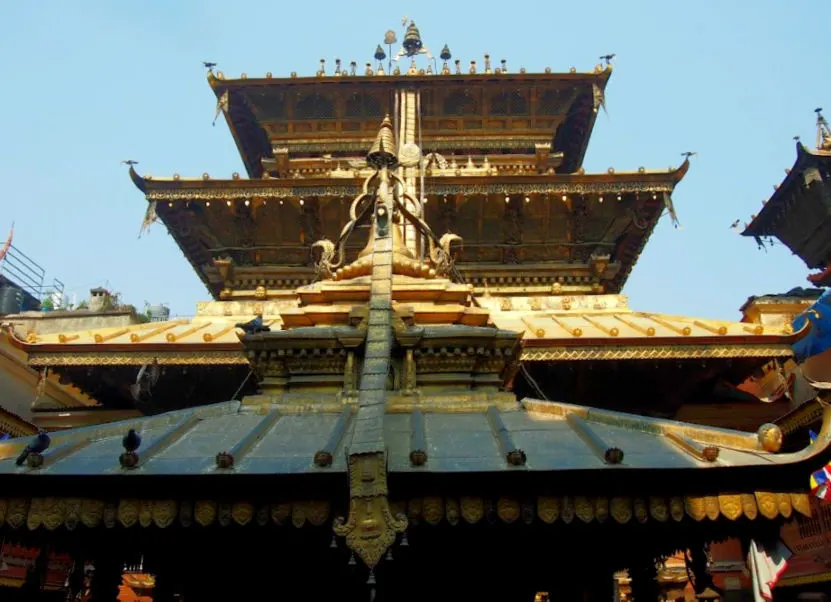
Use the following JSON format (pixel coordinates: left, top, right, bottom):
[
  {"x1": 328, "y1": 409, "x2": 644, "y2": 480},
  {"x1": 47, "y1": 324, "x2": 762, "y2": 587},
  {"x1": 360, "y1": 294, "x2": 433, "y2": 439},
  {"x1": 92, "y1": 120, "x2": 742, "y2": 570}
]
[{"x1": 742, "y1": 143, "x2": 831, "y2": 282}]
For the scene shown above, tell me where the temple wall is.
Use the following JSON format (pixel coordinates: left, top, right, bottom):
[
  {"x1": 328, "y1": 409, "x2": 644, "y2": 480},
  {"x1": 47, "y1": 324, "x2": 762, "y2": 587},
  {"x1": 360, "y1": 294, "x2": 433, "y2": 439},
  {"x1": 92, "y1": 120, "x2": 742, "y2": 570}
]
[{"x1": 3, "y1": 309, "x2": 142, "y2": 336}]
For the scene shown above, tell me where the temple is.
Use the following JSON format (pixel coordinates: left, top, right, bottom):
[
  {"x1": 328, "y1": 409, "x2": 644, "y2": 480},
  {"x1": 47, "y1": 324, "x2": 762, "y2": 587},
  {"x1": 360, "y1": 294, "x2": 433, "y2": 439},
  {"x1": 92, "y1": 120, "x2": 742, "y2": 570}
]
[{"x1": 0, "y1": 22, "x2": 829, "y2": 602}]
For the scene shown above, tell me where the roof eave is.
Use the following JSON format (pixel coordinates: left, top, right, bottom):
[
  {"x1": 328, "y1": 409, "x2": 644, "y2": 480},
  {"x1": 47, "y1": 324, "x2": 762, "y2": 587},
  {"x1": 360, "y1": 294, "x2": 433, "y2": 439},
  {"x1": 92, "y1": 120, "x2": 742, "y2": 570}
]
[{"x1": 742, "y1": 142, "x2": 815, "y2": 237}]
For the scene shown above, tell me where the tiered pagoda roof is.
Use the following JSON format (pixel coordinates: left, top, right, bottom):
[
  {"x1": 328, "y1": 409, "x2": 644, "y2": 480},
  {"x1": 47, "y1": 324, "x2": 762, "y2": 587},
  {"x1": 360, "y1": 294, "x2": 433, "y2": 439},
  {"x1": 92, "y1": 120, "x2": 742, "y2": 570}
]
[{"x1": 130, "y1": 46, "x2": 688, "y2": 300}]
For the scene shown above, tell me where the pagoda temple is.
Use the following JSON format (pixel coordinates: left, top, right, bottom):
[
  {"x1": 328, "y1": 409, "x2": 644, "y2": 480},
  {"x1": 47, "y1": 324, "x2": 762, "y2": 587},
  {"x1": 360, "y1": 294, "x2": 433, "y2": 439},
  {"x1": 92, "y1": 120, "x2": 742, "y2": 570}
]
[{"x1": 0, "y1": 22, "x2": 828, "y2": 602}]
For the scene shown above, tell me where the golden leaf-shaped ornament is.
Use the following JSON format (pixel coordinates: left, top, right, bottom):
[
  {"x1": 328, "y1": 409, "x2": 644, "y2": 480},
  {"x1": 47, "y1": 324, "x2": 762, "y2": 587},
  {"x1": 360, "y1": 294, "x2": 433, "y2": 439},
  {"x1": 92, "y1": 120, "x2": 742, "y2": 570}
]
[
  {"x1": 118, "y1": 499, "x2": 140, "y2": 528},
  {"x1": 718, "y1": 495, "x2": 742, "y2": 521},
  {"x1": 461, "y1": 497, "x2": 484, "y2": 524},
  {"x1": 610, "y1": 497, "x2": 632, "y2": 524},
  {"x1": 537, "y1": 496, "x2": 559, "y2": 524},
  {"x1": 195, "y1": 501, "x2": 217, "y2": 526}
]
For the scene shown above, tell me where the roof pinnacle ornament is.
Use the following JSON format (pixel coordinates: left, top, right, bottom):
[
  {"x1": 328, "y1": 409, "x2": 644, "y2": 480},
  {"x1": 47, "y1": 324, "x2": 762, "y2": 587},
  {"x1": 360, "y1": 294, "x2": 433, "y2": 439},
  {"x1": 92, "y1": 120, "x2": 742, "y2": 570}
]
[
  {"x1": 367, "y1": 115, "x2": 398, "y2": 169},
  {"x1": 392, "y1": 19, "x2": 433, "y2": 69},
  {"x1": 402, "y1": 21, "x2": 423, "y2": 56},
  {"x1": 816, "y1": 107, "x2": 831, "y2": 151}
]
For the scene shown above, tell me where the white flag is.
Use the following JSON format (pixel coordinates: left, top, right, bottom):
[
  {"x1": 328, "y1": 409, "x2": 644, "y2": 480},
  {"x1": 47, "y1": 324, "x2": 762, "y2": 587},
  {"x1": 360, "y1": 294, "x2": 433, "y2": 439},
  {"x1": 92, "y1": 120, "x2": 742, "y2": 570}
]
[{"x1": 747, "y1": 539, "x2": 792, "y2": 602}]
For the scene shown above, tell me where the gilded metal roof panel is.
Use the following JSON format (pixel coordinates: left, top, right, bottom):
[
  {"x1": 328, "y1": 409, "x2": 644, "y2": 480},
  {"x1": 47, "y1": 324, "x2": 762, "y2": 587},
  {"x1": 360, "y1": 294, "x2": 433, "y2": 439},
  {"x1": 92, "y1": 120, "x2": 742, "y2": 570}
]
[{"x1": 489, "y1": 311, "x2": 792, "y2": 343}]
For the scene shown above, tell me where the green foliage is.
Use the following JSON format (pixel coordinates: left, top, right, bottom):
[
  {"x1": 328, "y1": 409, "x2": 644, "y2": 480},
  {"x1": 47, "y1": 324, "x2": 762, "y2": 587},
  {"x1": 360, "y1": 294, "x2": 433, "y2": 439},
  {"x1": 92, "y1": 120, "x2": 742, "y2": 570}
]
[{"x1": 40, "y1": 296, "x2": 54, "y2": 311}]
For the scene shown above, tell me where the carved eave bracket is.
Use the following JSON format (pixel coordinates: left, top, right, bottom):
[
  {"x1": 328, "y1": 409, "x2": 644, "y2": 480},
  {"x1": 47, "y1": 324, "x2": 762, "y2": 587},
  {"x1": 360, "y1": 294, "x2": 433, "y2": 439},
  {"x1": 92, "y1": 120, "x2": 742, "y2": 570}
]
[
  {"x1": 333, "y1": 451, "x2": 407, "y2": 569},
  {"x1": 262, "y1": 148, "x2": 290, "y2": 177},
  {"x1": 534, "y1": 143, "x2": 564, "y2": 174},
  {"x1": 213, "y1": 257, "x2": 236, "y2": 298}
]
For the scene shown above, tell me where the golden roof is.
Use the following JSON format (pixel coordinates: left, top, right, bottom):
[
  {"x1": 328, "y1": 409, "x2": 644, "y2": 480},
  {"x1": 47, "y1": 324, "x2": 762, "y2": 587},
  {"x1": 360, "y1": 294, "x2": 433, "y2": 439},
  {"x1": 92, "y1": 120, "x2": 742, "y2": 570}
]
[{"x1": 8, "y1": 294, "x2": 802, "y2": 366}]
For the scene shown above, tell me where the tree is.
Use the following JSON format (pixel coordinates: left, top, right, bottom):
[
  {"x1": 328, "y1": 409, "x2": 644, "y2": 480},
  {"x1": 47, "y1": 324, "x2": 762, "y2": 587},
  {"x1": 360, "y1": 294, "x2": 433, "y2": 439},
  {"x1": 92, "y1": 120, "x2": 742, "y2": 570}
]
[{"x1": 40, "y1": 296, "x2": 54, "y2": 311}]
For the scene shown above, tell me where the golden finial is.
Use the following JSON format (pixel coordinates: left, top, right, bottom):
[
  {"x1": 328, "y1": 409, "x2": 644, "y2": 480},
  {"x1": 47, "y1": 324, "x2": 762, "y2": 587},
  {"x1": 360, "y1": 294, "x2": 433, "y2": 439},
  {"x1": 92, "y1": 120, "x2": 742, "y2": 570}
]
[
  {"x1": 454, "y1": 59, "x2": 461, "y2": 75},
  {"x1": 469, "y1": 60, "x2": 476, "y2": 74},
  {"x1": 334, "y1": 58, "x2": 342, "y2": 76},
  {"x1": 266, "y1": 72, "x2": 272, "y2": 78},
  {"x1": 317, "y1": 58, "x2": 326, "y2": 77},
  {"x1": 365, "y1": 62, "x2": 374, "y2": 76},
  {"x1": 402, "y1": 21, "x2": 423, "y2": 56},
  {"x1": 501, "y1": 58, "x2": 507, "y2": 73},
  {"x1": 484, "y1": 54, "x2": 492, "y2": 74},
  {"x1": 367, "y1": 116, "x2": 398, "y2": 168}
]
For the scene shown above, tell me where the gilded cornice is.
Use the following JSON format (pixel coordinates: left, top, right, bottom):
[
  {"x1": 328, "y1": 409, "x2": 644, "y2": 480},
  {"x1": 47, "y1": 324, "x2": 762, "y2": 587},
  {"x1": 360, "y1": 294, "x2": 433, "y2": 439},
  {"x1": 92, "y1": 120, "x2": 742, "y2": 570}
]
[
  {"x1": 0, "y1": 490, "x2": 809, "y2": 533},
  {"x1": 521, "y1": 344, "x2": 795, "y2": 362},
  {"x1": 209, "y1": 68, "x2": 613, "y2": 89},
  {"x1": 138, "y1": 172, "x2": 686, "y2": 201},
  {"x1": 26, "y1": 351, "x2": 247, "y2": 367}
]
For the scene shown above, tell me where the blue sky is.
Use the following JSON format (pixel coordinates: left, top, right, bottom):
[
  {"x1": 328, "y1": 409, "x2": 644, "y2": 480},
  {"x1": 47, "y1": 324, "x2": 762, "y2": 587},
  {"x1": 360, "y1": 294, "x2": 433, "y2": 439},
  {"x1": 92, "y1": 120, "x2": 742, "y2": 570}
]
[{"x1": 0, "y1": 1, "x2": 827, "y2": 319}]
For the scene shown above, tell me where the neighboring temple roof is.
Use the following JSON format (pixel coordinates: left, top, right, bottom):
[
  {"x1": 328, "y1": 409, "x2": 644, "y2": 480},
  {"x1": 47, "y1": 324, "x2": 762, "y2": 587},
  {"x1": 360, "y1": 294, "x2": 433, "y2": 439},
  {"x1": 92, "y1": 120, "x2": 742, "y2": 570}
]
[
  {"x1": 0, "y1": 397, "x2": 824, "y2": 526},
  {"x1": 742, "y1": 143, "x2": 831, "y2": 239},
  {"x1": 739, "y1": 287, "x2": 825, "y2": 314},
  {"x1": 742, "y1": 143, "x2": 831, "y2": 283},
  {"x1": 207, "y1": 68, "x2": 612, "y2": 178}
]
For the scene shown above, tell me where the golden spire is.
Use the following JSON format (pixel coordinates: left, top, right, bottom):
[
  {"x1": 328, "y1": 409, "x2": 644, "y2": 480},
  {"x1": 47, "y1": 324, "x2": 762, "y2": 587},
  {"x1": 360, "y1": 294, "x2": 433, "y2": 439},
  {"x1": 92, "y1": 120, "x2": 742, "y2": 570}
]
[{"x1": 367, "y1": 115, "x2": 397, "y2": 168}]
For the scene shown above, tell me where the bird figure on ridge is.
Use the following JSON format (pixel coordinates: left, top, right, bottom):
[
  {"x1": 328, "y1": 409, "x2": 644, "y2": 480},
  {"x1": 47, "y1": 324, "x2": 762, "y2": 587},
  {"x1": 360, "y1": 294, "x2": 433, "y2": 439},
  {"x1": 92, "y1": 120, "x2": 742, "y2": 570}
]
[
  {"x1": 729, "y1": 219, "x2": 741, "y2": 230},
  {"x1": 15, "y1": 430, "x2": 50, "y2": 466},
  {"x1": 235, "y1": 314, "x2": 270, "y2": 335},
  {"x1": 130, "y1": 359, "x2": 160, "y2": 403},
  {"x1": 121, "y1": 160, "x2": 138, "y2": 166},
  {"x1": 122, "y1": 429, "x2": 141, "y2": 453},
  {"x1": 202, "y1": 61, "x2": 217, "y2": 70}
]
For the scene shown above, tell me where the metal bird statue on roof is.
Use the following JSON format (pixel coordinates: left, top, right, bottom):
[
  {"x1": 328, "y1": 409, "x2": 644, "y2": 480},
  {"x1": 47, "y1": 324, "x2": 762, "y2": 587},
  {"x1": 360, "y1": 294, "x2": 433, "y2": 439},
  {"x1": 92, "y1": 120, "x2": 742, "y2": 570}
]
[
  {"x1": 236, "y1": 314, "x2": 270, "y2": 335},
  {"x1": 15, "y1": 430, "x2": 50, "y2": 466},
  {"x1": 122, "y1": 429, "x2": 141, "y2": 453},
  {"x1": 681, "y1": 151, "x2": 697, "y2": 159},
  {"x1": 202, "y1": 61, "x2": 217, "y2": 70},
  {"x1": 121, "y1": 160, "x2": 138, "y2": 166},
  {"x1": 600, "y1": 54, "x2": 616, "y2": 66},
  {"x1": 130, "y1": 359, "x2": 160, "y2": 403}
]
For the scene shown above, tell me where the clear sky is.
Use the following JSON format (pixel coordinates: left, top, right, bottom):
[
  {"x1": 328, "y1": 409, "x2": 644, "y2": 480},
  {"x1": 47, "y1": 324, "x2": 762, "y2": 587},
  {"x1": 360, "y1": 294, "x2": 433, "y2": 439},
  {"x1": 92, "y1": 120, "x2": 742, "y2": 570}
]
[{"x1": 0, "y1": 1, "x2": 827, "y2": 319}]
